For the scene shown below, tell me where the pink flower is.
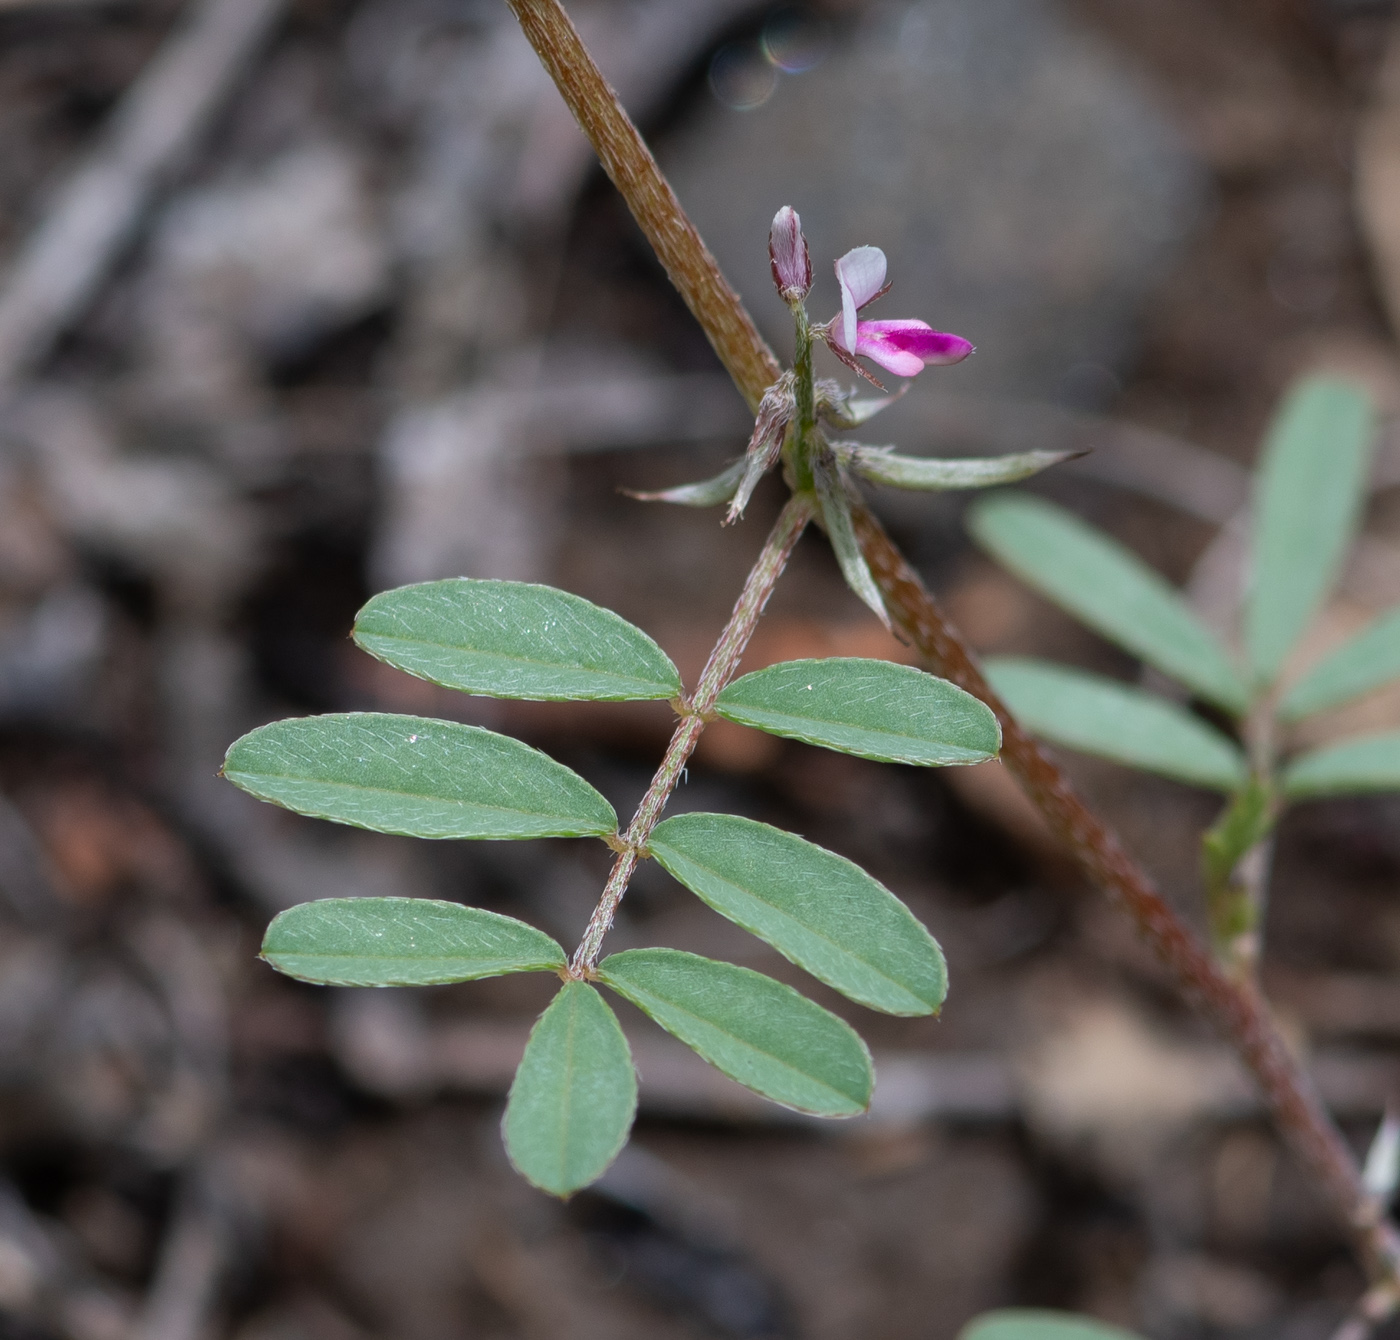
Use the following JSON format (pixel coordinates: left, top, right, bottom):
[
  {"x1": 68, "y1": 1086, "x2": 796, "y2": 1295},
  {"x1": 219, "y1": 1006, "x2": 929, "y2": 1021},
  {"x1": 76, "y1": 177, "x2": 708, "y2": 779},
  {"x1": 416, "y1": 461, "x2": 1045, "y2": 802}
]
[
  {"x1": 768, "y1": 206, "x2": 811, "y2": 301},
  {"x1": 825, "y1": 246, "x2": 972, "y2": 381}
]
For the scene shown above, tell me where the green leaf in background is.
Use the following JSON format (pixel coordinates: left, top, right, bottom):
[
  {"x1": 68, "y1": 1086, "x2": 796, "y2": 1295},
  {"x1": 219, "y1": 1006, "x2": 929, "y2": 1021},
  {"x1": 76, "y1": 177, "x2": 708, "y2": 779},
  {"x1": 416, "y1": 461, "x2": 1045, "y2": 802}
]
[
  {"x1": 715, "y1": 658, "x2": 1000, "y2": 766},
  {"x1": 354, "y1": 579, "x2": 682, "y2": 702},
  {"x1": 959, "y1": 1310, "x2": 1145, "y2": 1340},
  {"x1": 598, "y1": 948, "x2": 872, "y2": 1117},
  {"x1": 1279, "y1": 605, "x2": 1400, "y2": 721},
  {"x1": 843, "y1": 445, "x2": 1075, "y2": 491},
  {"x1": 1282, "y1": 730, "x2": 1400, "y2": 799},
  {"x1": 260, "y1": 897, "x2": 566, "y2": 986},
  {"x1": 984, "y1": 658, "x2": 1247, "y2": 791},
  {"x1": 968, "y1": 493, "x2": 1248, "y2": 714},
  {"x1": 223, "y1": 713, "x2": 617, "y2": 840},
  {"x1": 648, "y1": 813, "x2": 945, "y2": 1016},
  {"x1": 503, "y1": 980, "x2": 637, "y2": 1197},
  {"x1": 1245, "y1": 376, "x2": 1375, "y2": 686}
]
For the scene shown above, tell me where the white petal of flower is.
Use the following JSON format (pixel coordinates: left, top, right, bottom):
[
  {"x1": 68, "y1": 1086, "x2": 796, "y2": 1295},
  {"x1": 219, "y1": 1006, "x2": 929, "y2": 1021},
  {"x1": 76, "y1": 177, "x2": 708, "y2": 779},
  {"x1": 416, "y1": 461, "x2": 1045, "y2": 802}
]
[{"x1": 835, "y1": 246, "x2": 886, "y2": 347}]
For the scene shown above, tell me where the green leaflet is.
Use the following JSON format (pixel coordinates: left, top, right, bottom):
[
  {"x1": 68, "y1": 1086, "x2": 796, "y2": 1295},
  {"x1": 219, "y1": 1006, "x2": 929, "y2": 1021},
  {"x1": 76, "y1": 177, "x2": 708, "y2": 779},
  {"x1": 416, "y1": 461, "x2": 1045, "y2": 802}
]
[
  {"x1": 223, "y1": 712, "x2": 618, "y2": 840},
  {"x1": 843, "y1": 445, "x2": 1074, "y2": 491},
  {"x1": 625, "y1": 457, "x2": 745, "y2": 507},
  {"x1": 1279, "y1": 605, "x2": 1400, "y2": 721},
  {"x1": 715, "y1": 658, "x2": 1000, "y2": 766},
  {"x1": 503, "y1": 981, "x2": 637, "y2": 1197},
  {"x1": 985, "y1": 658, "x2": 1247, "y2": 791},
  {"x1": 354, "y1": 579, "x2": 681, "y2": 702},
  {"x1": 260, "y1": 897, "x2": 566, "y2": 986},
  {"x1": 968, "y1": 493, "x2": 1248, "y2": 714},
  {"x1": 598, "y1": 948, "x2": 873, "y2": 1117},
  {"x1": 960, "y1": 1312, "x2": 1145, "y2": 1340},
  {"x1": 647, "y1": 812, "x2": 945, "y2": 1016},
  {"x1": 1282, "y1": 730, "x2": 1400, "y2": 799},
  {"x1": 1246, "y1": 376, "x2": 1375, "y2": 686},
  {"x1": 815, "y1": 458, "x2": 888, "y2": 625}
]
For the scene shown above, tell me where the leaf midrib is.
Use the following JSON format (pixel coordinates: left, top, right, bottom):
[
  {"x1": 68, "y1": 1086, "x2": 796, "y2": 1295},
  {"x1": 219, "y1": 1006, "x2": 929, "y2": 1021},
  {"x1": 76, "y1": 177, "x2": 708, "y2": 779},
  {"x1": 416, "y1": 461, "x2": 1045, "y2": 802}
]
[
  {"x1": 601, "y1": 972, "x2": 864, "y2": 1111},
  {"x1": 653, "y1": 844, "x2": 928, "y2": 1009},
  {"x1": 716, "y1": 705, "x2": 988, "y2": 758},
  {"x1": 226, "y1": 767, "x2": 611, "y2": 826},
  {"x1": 359, "y1": 632, "x2": 673, "y2": 690}
]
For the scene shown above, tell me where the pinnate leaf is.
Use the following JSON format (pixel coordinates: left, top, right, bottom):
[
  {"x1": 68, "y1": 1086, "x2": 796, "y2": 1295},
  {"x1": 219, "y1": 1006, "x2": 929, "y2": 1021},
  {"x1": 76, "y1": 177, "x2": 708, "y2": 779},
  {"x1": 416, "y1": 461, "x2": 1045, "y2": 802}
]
[
  {"x1": 260, "y1": 897, "x2": 565, "y2": 986},
  {"x1": 1246, "y1": 376, "x2": 1375, "y2": 686},
  {"x1": 715, "y1": 658, "x2": 999, "y2": 766},
  {"x1": 969, "y1": 493, "x2": 1248, "y2": 714},
  {"x1": 598, "y1": 948, "x2": 872, "y2": 1117},
  {"x1": 985, "y1": 658, "x2": 1247, "y2": 791},
  {"x1": 647, "y1": 813, "x2": 945, "y2": 1016},
  {"x1": 960, "y1": 1311, "x2": 1145, "y2": 1340},
  {"x1": 1279, "y1": 605, "x2": 1400, "y2": 721},
  {"x1": 354, "y1": 579, "x2": 681, "y2": 702},
  {"x1": 223, "y1": 713, "x2": 617, "y2": 839},
  {"x1": 503, "y1": 981, "x2": 637, "y2": 1197},
  {"x1": 1282, "y1": 730, "x2": 1400, "y2": 799}
]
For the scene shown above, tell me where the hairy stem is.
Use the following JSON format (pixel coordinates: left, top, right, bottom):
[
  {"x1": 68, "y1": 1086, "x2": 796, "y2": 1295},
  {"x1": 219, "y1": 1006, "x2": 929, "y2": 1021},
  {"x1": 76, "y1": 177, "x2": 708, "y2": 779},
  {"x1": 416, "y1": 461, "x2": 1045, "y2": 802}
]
[
  {"x1": 570, "y1": 494, "x2": 814, "y2": 974},
  {"x1": 851, "y1": 503, "x2": 1400, "y2": 1279},
  {"x1": 502, "y1": 0, "x2": 1400, "y2": 1281},
  {"x1": 787, "y1": 304, "x2": 817, "y2": 494}
]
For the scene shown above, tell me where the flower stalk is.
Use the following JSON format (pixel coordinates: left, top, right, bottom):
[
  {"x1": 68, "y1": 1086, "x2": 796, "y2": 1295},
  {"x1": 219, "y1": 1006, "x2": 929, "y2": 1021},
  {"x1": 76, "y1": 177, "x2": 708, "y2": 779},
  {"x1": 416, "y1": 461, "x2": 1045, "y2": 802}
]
[{"x1": 504, "y1": 0, "x2": 1400, "y2": 1288}]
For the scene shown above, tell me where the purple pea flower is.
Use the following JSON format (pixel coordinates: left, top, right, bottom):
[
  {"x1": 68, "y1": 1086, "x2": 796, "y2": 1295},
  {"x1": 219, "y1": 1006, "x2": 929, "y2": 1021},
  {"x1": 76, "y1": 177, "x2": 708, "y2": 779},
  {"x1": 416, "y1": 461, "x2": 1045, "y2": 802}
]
[{"x1": 824, "y1": 246, "x2": 973, "y2": 383}]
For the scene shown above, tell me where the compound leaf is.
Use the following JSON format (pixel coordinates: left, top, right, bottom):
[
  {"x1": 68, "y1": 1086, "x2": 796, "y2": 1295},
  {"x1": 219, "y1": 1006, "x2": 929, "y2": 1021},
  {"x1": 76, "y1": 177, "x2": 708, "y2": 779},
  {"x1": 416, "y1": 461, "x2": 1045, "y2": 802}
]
[
  {"x1": 985, "y1": 657, "x2": 1247, "y2": 791},
  {"x1": 354, "y1": 579, "x2": 681, "y2": 702},
  {"x1": 1282, "y1": 730, "x2": 1400, "y2": 799},
  {"x1": 647, "y1": 813, "x2": 945, "y2": 1016},
  {"x1": 260, "y1": 897, "x2": 566, "y2": 986},
  {"x1": 960, "y1": 1311, "x2": 1145, "y2": 1340},
  {"x1": 715, "y1": 658, "x2": 1000, "y2": 766},
  {"x1": 1246, "y1": 376, "x2": 1375, "y2": 686},
  {"x1": 223, "y1": 712, "x2": 617, "y2": 840},
  {"x1": 1279, "y1": 605, "x2": 1400, "y2": 721},
  {"x1": 503, "y1": 981, "x2": 637, "y2": 1197},
  {"x1": 969, "y1": 493, "x2": 1248, "y2": 714},
  {"x1": 597, "y1": 948, "x2": 872, "y2": 1117}
]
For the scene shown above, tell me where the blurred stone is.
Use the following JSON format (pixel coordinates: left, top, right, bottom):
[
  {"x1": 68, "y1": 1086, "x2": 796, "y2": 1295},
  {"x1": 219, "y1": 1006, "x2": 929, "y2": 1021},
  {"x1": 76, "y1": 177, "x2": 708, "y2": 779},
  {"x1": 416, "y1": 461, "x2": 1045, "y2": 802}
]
[
  {"x1": 149, "y1": 138, "x2": 388, "y2": 365},
  {"x1": 661, "y1": 0, "x2": 1205, "y2": 408}
]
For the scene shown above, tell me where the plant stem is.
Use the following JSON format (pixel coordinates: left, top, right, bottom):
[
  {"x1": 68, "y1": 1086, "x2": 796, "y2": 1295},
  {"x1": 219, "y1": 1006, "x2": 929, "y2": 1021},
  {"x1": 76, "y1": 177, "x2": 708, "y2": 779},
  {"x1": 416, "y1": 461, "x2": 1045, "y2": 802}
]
[
  {"x1": 850, "y1": 502, "x2": 1400, "y2": 1280},
  {"x1": 1226, "y1": 701, "x2": 1279, "y2": 977},
  {"x1": 787, "y1": 304, "x2": 817, "y2": 494},
  {"x1": 502, "y1": 0, "x2": 1400, "y2": 1283},
  {"x1": 569, "y1": 494, "x2": 814, "y2": 975},
  {"x1": 502, "y1": 0, "x2": 779, "y2": 413}
]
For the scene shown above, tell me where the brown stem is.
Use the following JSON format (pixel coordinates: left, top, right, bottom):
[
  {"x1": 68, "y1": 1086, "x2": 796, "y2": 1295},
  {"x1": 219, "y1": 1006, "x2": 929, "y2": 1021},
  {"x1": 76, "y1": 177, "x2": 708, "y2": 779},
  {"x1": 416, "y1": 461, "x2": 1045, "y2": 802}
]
[
  {"x1": 851, "y1": 502, "x2": 1400, "y2": 1278},
  {"x1": 501, "y1": 0, "x2": 1400, "y2": 1282},
  {"x1": 503, "y1": 0, "x2": 780, "y2": 412},
  {"x1": 570, "y1": 494, "x2": 814, "y2": 974}
]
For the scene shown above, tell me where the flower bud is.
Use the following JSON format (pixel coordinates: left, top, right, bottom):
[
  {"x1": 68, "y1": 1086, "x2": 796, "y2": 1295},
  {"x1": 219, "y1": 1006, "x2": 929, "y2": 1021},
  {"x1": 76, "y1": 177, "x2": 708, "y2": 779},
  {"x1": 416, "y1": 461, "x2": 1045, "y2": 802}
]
[{"x1": 768, "y1": 206, "x2": 811, "y2": 301}]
